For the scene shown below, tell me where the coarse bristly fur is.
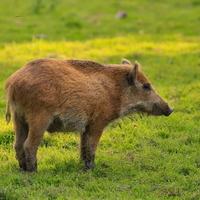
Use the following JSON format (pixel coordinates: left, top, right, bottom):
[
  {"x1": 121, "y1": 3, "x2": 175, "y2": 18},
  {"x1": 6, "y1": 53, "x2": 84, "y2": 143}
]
[{"x1": 5, "y1": 58, "x2": 174, "y2": 172}]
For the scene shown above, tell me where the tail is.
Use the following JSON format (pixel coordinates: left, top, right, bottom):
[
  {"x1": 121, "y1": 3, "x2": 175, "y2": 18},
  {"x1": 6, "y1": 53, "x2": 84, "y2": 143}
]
[
  {"x1": 5, "y1": 95, "x2": 11, "y2": 124},
  {"x1": 5, "y1": 84, "x2": 13, "y2": 125}
]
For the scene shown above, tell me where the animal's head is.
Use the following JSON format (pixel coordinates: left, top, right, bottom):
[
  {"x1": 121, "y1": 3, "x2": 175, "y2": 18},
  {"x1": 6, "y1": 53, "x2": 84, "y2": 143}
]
[{"x1": 122, "y1": 59, "x2": 174, "y2": 116}]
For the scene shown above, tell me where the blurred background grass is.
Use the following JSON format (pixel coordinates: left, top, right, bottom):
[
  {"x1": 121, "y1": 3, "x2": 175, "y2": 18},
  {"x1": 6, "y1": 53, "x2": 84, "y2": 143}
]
[{"x1": 0, "y1": 0, "x2": 199, "y2": 44}]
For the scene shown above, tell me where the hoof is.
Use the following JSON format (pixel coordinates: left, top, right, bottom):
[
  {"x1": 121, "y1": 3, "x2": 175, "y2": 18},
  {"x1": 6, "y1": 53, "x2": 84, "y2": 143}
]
[
  {"x1": 19, "y1": 163, "x2": 27, "y2": 171},
  {"x1": 82, "y1": 165, "x2": 94, "y2": 172}
]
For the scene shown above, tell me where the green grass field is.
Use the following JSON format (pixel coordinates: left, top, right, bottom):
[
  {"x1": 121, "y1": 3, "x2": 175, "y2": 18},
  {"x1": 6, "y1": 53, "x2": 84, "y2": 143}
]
[{"x1": 0, "y1": 0, "x2": 200, "y2": 199}]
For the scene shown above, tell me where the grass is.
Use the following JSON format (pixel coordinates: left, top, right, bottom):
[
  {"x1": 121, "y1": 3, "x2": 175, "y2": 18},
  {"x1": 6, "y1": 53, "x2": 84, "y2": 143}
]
[
  {"x1": 0, "y1": 0, "x2": 199, "y2": 44},
  {"x1": 0, "y1": 0, "x2": 200, "y2": 199}
]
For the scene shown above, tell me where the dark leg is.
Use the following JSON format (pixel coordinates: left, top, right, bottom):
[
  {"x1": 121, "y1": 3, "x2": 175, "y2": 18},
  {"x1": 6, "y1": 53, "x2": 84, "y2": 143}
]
[
  {"x1": 23, "y1": 113, "x2": 51, "y2": 172},
  {"x1": 80, "y1": 125, "x2": 103, "y2": 171},
  {"x1": 13, "y1": 112, "x2": 29, "y2": 170}
]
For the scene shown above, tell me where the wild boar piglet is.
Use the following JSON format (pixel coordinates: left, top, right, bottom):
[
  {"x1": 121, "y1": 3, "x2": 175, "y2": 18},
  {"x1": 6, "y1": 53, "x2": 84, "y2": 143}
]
[{"x1": 5, "y1": 58, "x2": 174, "y2": 172}]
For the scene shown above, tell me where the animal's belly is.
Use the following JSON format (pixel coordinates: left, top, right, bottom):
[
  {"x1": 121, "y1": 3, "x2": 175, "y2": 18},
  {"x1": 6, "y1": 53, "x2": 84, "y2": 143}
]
[{"x1": 46, "y1": 114, "x2": 87, "y2": 133}]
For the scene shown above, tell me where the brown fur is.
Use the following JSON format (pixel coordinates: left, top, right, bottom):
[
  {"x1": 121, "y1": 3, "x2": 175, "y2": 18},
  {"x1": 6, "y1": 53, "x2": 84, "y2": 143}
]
[{"x1": 5, "y1": 58, "x2": 173, "y2": 172}]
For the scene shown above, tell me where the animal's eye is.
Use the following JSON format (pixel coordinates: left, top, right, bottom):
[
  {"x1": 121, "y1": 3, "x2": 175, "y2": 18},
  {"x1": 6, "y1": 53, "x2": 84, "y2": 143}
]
[{"x1": 143, "y1": 83, "x2": 151, "y2": 91}]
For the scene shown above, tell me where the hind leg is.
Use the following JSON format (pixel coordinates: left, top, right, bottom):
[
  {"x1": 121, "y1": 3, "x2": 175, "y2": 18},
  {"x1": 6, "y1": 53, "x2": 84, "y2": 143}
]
[
  {"x1": 23, "y1": 113, "x2": 51, "y2": 172},
  {"x1": 13, "y1": 111, "x2": 29, "y2": 170}
]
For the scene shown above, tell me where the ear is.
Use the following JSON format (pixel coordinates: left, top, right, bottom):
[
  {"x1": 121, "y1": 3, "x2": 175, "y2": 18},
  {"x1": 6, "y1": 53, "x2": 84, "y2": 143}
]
[
  {"x1": 127, "y1": 61, "x2": 140, "y2": 85},
  {"x1": 122, "y1": 58, "x2": 132, "y2": 65}
]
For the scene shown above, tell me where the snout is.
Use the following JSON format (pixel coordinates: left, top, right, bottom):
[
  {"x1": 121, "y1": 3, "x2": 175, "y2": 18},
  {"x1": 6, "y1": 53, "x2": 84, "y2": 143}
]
[
  {"x1": 164, "y1": 106, "x2": 174, "y2": 116},
  {"x1": 152, "y1": 103, "x2": 174, "y2": 116}
]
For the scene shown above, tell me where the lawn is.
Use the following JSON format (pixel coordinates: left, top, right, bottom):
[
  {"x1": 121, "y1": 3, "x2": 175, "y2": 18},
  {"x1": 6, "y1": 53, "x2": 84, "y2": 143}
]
[{"x1": 0, "y1": 0, "x2": 200, "y2": 199}]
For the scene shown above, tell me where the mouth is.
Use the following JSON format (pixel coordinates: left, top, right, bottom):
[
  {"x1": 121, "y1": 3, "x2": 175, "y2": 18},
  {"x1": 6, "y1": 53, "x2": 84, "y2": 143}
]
[{"x1": 133, "y1": 104, "x2": 174, "y2": 117}]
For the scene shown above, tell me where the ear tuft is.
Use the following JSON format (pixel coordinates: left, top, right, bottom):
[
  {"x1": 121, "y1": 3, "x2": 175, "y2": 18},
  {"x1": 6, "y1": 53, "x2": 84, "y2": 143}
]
[{"x1": 122, "y1": 58, "x2": 132, "y2": 65}]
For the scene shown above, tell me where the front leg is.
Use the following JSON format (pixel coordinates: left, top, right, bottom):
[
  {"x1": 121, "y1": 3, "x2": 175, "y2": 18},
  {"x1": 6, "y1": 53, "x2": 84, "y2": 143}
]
[{"x1": 80, "y1": 125, "x2": 103, "y2": 171}]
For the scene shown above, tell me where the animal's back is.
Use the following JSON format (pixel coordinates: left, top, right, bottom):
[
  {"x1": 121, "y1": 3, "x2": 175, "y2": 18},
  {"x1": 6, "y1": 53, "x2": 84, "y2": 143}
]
[
  {"x1": 6, "y1": 58, "x2": 109, "y2": 88},
  {"x1": 5, "y1": 58, "x2": 101, "y2": 96}
]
